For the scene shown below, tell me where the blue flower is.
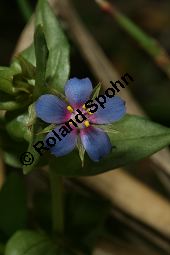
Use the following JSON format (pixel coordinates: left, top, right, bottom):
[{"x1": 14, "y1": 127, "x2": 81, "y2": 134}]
[{"x1": 35, "y1": 78, "x2": 126, "y2": 162}]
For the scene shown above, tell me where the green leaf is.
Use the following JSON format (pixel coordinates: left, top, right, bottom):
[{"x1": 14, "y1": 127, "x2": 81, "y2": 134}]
[
  {"x1": 5, "y1": 230, "x2": 77, "y2": 255},
  {"x1": 91, "y1": 82, "x2": 101, "y2": 99},
  {"x1": 0, "y1": 90, "x2": 30, "y2": 111},
  {"x1": 0, "y1": 131, "x2": 27, "y2": 169},
  {"x1": 33, "y1": 25, "x2": 49, "y2": 98},
  {"x1": 5, "y1": 231, "x2": 56, "y2": 255},
  {"x1": 0, "y1": 65, "x2": 21, "y2": 95},
  {"x1": 3, "y1": 151, "x2": 22, "y2": 168},
  {"x1": 0, "y1": 64, "x2": 21, "y2": 78},
  {"x1": 35, "y1": 0, "x2": 70, "y2": 92},
  {"x1": 77, "y1": 136, "x2": 85, "y2": 167},
  {"x1": 13, "y1": 55, "x2": 36, "y2": 80},
  {"x1": 0, "y1": 75, "x2": 16, "y2": 95},
  {"x1": 50, "y1": 115, "x2": 170, "y2": 176},
  {"x1": 21, "y1": 44, "x2": 36, "y2": 66},
  {"x1": 0, "y1": 116, "x2": 27, "y2": 168},
  {"x1": 20, "y1": 0, "x2": 70, "y2": 93},
  {"x1": 0, "y1": 101, "x2": 26, "y2": 111},
  {"x1": 0, "y1": 59, "x2": 35, "y2": 97},
  {"x1": 0, "y1": 173, "x2": 27, "y2": 236},
  {"x1": 36, "y1": 123, "x2": 56, "y2": 135},
  {"x1": 6, "y1": 111, "x2": 31, "y2": 142}
]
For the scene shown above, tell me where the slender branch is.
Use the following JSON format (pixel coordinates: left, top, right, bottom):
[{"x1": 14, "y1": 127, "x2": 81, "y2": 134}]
[{"x1": 94, "y1": 0, "x2": 170, "y2": 79}]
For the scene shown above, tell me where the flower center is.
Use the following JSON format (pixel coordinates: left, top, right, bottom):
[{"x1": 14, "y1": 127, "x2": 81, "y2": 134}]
[{"x1": 67, "y1": 104, "x2": 91, "y2": 129}]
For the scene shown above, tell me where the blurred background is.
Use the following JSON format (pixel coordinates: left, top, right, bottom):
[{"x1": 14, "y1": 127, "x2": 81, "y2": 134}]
[{"x1": 0, "y1": 0, "x2": 170, "y2": 254}]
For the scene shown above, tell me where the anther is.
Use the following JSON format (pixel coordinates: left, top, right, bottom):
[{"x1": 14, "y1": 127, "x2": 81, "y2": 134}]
[
  {"x1": 84, "y1": 120, "x2": 90, "y2": 127},
  {"x1": 87, "y1": 110, "x2": 93, "y2": 115},
  {"x1": 67, "y1": 105, "x2": 74, "y2": 113}
]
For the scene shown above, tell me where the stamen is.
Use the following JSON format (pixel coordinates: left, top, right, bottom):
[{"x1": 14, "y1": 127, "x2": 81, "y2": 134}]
[
  {"x1": 67, "y1": 105, "x2": 74, "y2": 113},
  {"x1": 84, "y1": 120, "x2": 90, "y2": 127},
  {"x1": 82, "y1": 104, "x2": 93, "y2": 115},
  {"x1": 87, "y1": 110, "x2": 93, "y2": 115}
]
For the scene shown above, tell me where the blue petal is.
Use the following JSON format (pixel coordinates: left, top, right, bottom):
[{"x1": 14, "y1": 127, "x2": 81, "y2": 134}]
[
  {"x1": 35, "y1": 94, "x2": 69, "y2": 124},
  {"x1": 89, "y1": 96, "x2": 126, "y2": 124},
  {"x1": 65, "y1": 78, "x2": 93, "y2": 107},
  {"x1": 45, "y1": 127, "x2": 78, "y2": 157},
  {"x1": 80, "y1": 127, "x2": 112, "y2": 161}
]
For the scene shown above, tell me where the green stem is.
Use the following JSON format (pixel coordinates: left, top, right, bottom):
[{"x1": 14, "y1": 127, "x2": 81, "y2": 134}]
[
  {"x1": 95, "y1": 0, "x2": 170, "y2": 78},
  {"x1": 16, "y1": 0, "x2": 32, "y2": 22},
  {"x1": 49, "y1": 165, "x2": 64, "y2": 235},
  {"x1": 114, "y1": 11, "x2": 160, "y2": 56}
]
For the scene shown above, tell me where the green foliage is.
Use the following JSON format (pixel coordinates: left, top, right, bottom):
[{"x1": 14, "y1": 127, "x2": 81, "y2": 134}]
[
  {"x1": 33, "y1": 25, "x2": 49, "y2": 98},
  {"x1": 0, "y1": 108, "x2": 30, "y2": 168},
  {"x1": 0, "y1": 0, "x2": 70, "y2": 173},
  {"x1": 35, "y1": 0, "x2": 70, "y2": 92},
  {"x1": 15, "y1": 0, "x2": 70, "y2": 174},
  {"x1": 0, "y1": 173, "x2": 27, "y2": 237},
  {"x1": 13, "y1": 56, "x2": 36, "y2": 82},
  {"x1": 0, "y1": 61, "x2": 33, "y2": 111},
  {"x1": 5, "y1": 231, "x2": 57, "y2": 255},
  {"x1": 0, "y1": 66, "x2": 19, "y2": 95},
  {"x1": 50, "y1": 115, "x2": 170, "y2": 176},
  {"x1": 91, "y1": 82, "x2": 101, "y2": 99},
  {"x1": 0, "y1": 122, "x2": 27, "y2": 168},
  {"x1": 3, "y1": 151, "x2": 23, "y2": 168},
  {"x1": 6, "y1": 111, "x2": 31, "y2": 142},
  {"x1": 22, "y1": 0, "x2": 70, "y2": 93},
  {"x1": 5, "y1": 230, "x2": 77, "y2": 255}
]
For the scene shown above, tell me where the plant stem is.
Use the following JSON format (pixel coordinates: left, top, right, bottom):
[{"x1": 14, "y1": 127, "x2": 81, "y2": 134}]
[
  {"x1": 49, "y1": 165, "x2": 64, "y2": 235},
  {"x1": 16, "y1": 0, "x2": 32, "y2": 22},
  {"x1": 95, "y1": 0, "x2": 170, "y2": 79}
]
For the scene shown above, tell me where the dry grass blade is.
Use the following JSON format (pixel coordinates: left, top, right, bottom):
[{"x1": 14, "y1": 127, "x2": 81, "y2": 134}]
[
  {"x1": 79, "y1": 170, "x2": 170, "y2": 238},
  {"x1": 79, "y1": 170, "x2": 170, "y2": 253},
  {"x1": 93, "y1": 239, "x2": 162, "y2": 255}
]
